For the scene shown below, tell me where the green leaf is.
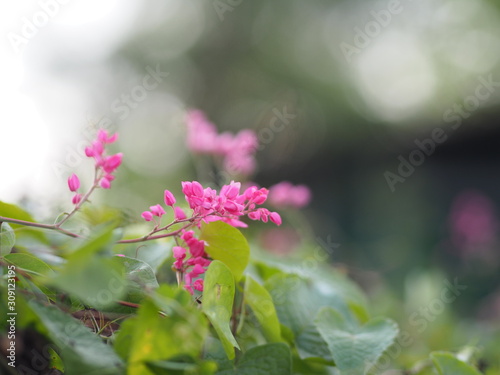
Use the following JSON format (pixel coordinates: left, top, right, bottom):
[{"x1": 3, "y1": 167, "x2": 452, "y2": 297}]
[
  {"x1": 200, "y1": 221, "x2": 250, "y2": 281},
  {"x1": 51, "y1": 256, "x2": 126, "y2": 309},
  {"x1": 28, "y1": 301, "x2": 125, "y2": 375},
  {"x1": 202, "y1": 260, "x2": 239, "y2": 360},
  {"x1": 68, "y1": 225, "x2": 122, "y2": 261},
  {"x1": 244, "y1": 276, "x2": 281, "y2": 343},
  {"x1": 314, "y1": 307, "x2": 399, "y2": 374},
  {"x1": 217, "y1": 343, "x2": 292, "y2": 375},
  {"x1": 264, "y1": 274, "x2": 355, "y2": 361},
  {"x1": 119, "y1": 295, "x2": 208, "y2": 375},
  {"x1": 254, "y1": 253, "x2": 368, "y2": 320},
  {"x1": 114, "y1": 240, "x2": 174, "y2": 272},
  {"x1": 0, "y1": 201, "x2": 48, "y2": 243},
  {"x1": 114, "y1": 256, "x2": 158, "y2": 298},
  {"x1": 431, "y1": 352, "x2": 483, "y2": 375},
  {"x1": 4, "y1": 253, "x2": 54, "y2": 277},
  {"x1": 0, "y1": 222, "x2": 16, "y2": 255},
  {"x1": 145, "y1": 357, "x2": 217, "y2": 375}
]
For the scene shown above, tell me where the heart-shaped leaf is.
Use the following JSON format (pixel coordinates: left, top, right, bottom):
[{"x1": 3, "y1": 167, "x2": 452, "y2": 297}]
[
  {"x1": 200, "y1": 221, "x2": 250, "y2": 281},
  {"x1": 314, "y1": 307, "x2": 398, "y2": 374}
]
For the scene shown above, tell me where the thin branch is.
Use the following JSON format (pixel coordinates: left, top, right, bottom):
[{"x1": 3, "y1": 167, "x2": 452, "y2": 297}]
[
  {"x1": 116, "y1": 223, "x2": 192, "y2": 244},
  {"x1": 0, "y1": 216, "x2": 196, "y2": 244},
  {"x1": 56, "y1": 168, "x2": 100, "y2": 228},
  {"x1": 0, "y1": 216, "x2": 82, "y2": 238}
]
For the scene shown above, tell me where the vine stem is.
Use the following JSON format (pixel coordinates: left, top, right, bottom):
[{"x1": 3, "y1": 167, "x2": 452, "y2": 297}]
[
  {"x1": 0, "y1": 216, "x2": 82, "y2": 238},
  {"x1": 0, "y1": 216, "x2": 195, "y2": 244},
  {"x1": 55, "y1": 168, "x2": 100, "y2": 228}
]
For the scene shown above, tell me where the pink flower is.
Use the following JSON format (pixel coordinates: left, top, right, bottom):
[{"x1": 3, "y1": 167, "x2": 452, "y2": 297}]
[
  {"x1": 193, "y1": 279, "x2": 204, "y2": 291},
  {"x1": 181, "y1": 230, "x2": 205, "y2": 257},
  {"x1": 269, "y1": 212, "x2": 282, "y2": 226},
  {"x1": 149, "y1": 204, "x2": 165, "y2": 217},
  {"x1": 189, "y1": 264, "x2": 205, "y2": 277},
  {"x1": 164, "y1": 190, "x2": 176, "y2": 206},
  {"x1": 99, "y1": 174, "x2": 115, "y2": 189},
  {"x1": 186, "y1": 110, "x2": 219, "y2": 153},
  {"x1": 87, "y1": 140, "x2": 104, "y2": 157},
  {"x1": 220, "y1": 181, "x2": 241, "y2": 200},
  {"x1": 100, "y1": 178, "x2": 110, "y2": 189},
  {"x1": 72, "y1": 193, "x2": 82, "y2": 205},
  {"x1": 97, "y1": 129, "x2": 118, "y2": 144},
  {"x1": 187, "y1": 257, "x2": 211, "y2": 267},
  {"x1": 102, "y1": 153, "x2": 123, "y2": 174},
  {"x1": 291, "y1": 185, "x2": 311, "y2": 208},
  {"x1": 185, "y1": 110, "x2": 258, "y2": 176},
  {"x1": 174, "y1": 206, "x2": 187, "y2": 220},
  {"x1": 141, "y1": 211, "x2": 154, "y2": 221},
  {"x1": 173, "y1": 259, "x2": 184, "y2": 270},
  {"x1": 248, "y1": 210, "x2": 261, "y2": 220},
  {"x1": 180, "y1": 180, "x2": 281, "y2": 227},
  {"x1": 172, "y1": 246, "x2": 187, "y2": 260},
  {"x1": 68, "y1": 174, "x2": 80, "y2": 192},
  {"x1": 268, "y1": 182, "x2": 311, "y2": 208}
]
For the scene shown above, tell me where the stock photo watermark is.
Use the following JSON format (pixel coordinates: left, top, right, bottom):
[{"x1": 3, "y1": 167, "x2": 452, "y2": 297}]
[
  {"x1": 8, "y1": 0, "x2": 72, "y2": 54},
  {"x1": 51, "y1": 64, "x2": 169, "y2": 179},
  {"x1": 213, "y1": 0, "x2": 244, "y2": 21},
  {"x1": 209, "y1": 104, "x2": 297, "y2": 185},
  {"x1": 5, "y1": 265, "x2": 17, "y2": 369},
  {"x1": 367, "y1": 277, "x2": 467, "y2": 374},
  {"x1": 340, "y1": 0, "x2": 412, "y2": 63},
  {"x1": 384, "y1": 74, "x2": 500, "y2": 192}
]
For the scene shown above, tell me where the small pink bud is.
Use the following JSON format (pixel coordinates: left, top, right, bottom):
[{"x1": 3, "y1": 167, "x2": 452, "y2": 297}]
[
  {"x1": 100, "y1": 178, "x2": 111, "y2": 189},
  {"x1": 92, "y1": 140, "x2": 104, "y2": 156},
  {"x1": 149, "y1": 204, "x2": 165, "y2": 217},
  {"x1": 106, "y1": 133, "x2": 118, "y2": 143},
  {"x1": 98, "y1": 129, "x2": 119, "y2": 144},
  {"x1": 141, "y1": 211, "x2": 154, "y2": 221},
  {"x1": 84, "y1": 146, "x2": 95, "y2": 157},
  {"x1": 259, "y1": 208, "x2": 270, "y2": 223},
  {"x1": 103, "y1": 153, "x2": 123, "y2": 173},
  {"x1": 67, "y1": 174, "x2": 80, "y2": 192},
  {"x1": 174, "y1": 206, "x2": 187, "y2": 220},
  {"x1": 72, "y1": 193, "x2": 82, "y2": 205},
  {"x1": 270, "y1": 212, "x2": 282, "y2": 226},
  {"x1": 164, "y1": 189, "x2": 176, "y2": 206},
  {"x1": 248, "y1": 211, "x2": 261, "y2": 220}
]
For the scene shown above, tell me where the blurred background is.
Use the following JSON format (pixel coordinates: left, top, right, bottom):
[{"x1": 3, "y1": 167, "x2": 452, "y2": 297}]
[{"x1": 1, "y1": 0, "x2": 500, "y2": 367}]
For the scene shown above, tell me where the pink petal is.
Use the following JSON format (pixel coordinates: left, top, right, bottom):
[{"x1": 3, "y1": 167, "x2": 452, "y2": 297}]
[
  {"x1": 141, "y1": 211, "x2": 154, "y2": 221},
  {"x1": 164, "y1": 189, "x2": 176, "y2": 206},
  {"x1": 174, "y1": 206, "x2": 187, "y2": 220},
  {"x1": 67, "y1": 174, "x2": 80, "y2": 192},
  {"x1": 270, "y1": 212, "x2": 282, "y2": 226}
]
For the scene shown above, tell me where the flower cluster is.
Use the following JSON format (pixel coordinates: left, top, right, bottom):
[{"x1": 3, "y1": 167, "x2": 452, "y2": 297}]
[
  {"x1": 140, "y1": 180, "x2": 281, "y2": 294},
  {"x1": 141, "y1": 189, "x2": 186, "y2": 223},
  {"x1": 84, "y1": 129, "x2": 123, "y2": 189},
  {"x1": 268, "y1": 181, "x2": 311, "y2": 209},
  {"x1": 66, "y1": 130, "x2": 122, "y2": 205},
  {"x1": 181, "y1": 180, "x2": 281, "y2": 227},
  {"x1": 186, "y1": 110, "x2": 258, "y2": 176},
  {"x1": 172, "y1": 231, "x2": 212, "y2": 294}
]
